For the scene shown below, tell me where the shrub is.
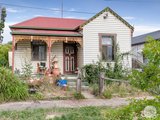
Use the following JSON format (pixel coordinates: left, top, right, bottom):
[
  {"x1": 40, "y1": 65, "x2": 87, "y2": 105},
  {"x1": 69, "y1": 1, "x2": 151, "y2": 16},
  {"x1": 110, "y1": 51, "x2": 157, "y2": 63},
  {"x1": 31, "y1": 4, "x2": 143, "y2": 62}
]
[
  {"x1": 0, "y1": 67, "x2": 29, "y2": 102},
  {"x1": 21, "y1": 60, "x2": 33, "y2": 80},
  {"x1": 105, "y1": 44, "x2": 130, "y2": 79},
  {"x1": 83, "y1": 64, "x2": 100, "y2": 84},
  {"x1": 0, "y1": 44, "x2": 11, "y2": 67},
  {"x1": 73, "y1": 92, "x2": 85, "y2": 100},
  {"x1": 90, "y1": 84, "x2": 99, "y2": 96},
  {"x1": 103, "y1": 90, "x2": 112, "y2": 99},
  {"x1": 104, "y1": 97, "x2": 160, "y2": 119},
  {"x1": 83, "y1": 44, "x2": 130, "y2": 85},
  {"x1": 29, "y1": 92, "x2": 44, "y2": 101},
  {"x1": 130, "y1": 37, "x2": 160, "y2": 93},
  {"x1": 130, "y1": 64, "x2": 160, "y2": 91}
]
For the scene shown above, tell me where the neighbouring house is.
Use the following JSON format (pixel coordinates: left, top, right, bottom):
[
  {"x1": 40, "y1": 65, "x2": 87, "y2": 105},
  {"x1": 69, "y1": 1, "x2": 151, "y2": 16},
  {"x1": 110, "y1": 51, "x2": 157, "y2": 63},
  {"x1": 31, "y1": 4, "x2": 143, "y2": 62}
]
[
  {"x1": 132, "y1": 30, "x2": 160, "y2": 68},
  {"x1": 9, "y1": 7, "x2": 134, "y2": 74}
]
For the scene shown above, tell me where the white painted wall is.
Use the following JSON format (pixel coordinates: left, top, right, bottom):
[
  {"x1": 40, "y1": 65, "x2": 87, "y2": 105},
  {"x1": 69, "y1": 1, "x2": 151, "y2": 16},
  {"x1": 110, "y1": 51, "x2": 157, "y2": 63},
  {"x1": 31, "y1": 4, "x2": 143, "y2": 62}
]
[
  {"x1": 14, "y1": 41, "x2": 83, "y2": 74},
  {"x1": 77, "y1": 46, "x2": 83, "y2": 68},
  {"x1": 82, "y1": 11, "x2": 132, "y2": 68},
  {"x1": 132, "y1": 44, "x2": 144, "y2": 63},
  {"x1": 14, "y1": 41, "x2": 47, "y2": 74},
  {"x1": 14, "y1": 41, "x2": 32, "y2": 72},
  {"x1": 8, "y1": 51, "x2": 12, "y2": 67},
  {"x1": 51, "y1": 42, "x2": 63, "y2": 74}
]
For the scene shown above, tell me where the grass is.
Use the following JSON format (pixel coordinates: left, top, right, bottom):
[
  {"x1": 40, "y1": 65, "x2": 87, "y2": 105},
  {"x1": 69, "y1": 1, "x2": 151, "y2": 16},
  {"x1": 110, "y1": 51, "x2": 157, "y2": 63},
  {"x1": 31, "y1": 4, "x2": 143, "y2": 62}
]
[
  {"x1": 0, "y1": 97, "x2": 160, "y2": 120},
  {"x1": 0, "y1": 107, "x2": 108, "y2": 120},
  {"x1": 103, "y1": 82, "x2": 149, "y2": 98}
]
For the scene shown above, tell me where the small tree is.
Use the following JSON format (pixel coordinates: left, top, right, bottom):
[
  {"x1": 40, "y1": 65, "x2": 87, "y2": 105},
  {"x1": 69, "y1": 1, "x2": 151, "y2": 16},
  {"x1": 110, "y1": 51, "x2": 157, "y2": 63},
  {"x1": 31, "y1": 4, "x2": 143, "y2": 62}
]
[
  {"x1": 130, "y1": 37, "x2": 160, "y2": 93},
  {"x1": 143, "y1": 36, "x2": 160, "y2": 65},
  {"x1": 0, "y1": 7, "x2": 7, "y2": 43},
  {"x1": 105, "y1": 44, "x2": 130, "y2": 79},
  {"x1": 0, "y1": 44, "x2": 11, "y2": 67},
  {"x1": 22, "y1": 60, "x2": 33, "y2": 80}
]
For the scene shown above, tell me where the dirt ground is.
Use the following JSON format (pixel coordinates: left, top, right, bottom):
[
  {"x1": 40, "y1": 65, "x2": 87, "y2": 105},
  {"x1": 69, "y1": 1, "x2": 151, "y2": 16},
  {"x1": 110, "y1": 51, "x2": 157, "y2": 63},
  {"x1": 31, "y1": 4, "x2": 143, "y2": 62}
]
[{"x1": 0, "y1": 96, "x2": 154, "y2": 111}]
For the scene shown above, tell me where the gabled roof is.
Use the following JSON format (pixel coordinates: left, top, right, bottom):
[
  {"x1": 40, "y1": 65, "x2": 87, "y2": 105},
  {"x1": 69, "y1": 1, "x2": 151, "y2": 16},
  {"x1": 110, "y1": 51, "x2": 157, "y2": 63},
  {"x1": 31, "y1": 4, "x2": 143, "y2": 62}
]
[
  {"x1": 80, "y1": 7, "x2": 134, "y2": 31},
  {"x1": 10, "y1": 17, "x2": 86, "y2": 30},
  {"x1": 132, "y1": 30, "x2": 160, "y2": 45},
  {"x1": 10, "y1": 7, "x2": 134, "y2": 37}
]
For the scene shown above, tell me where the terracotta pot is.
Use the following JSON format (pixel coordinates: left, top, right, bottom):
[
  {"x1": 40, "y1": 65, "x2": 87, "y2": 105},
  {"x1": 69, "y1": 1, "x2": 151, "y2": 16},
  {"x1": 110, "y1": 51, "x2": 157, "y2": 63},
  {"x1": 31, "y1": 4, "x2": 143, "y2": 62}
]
[
  {"x1": 54, "y1": 63, "x2": 58, "y2": 69},
  {"x1": 53, "y1": 68, "x2": 60, "y2": 76}
]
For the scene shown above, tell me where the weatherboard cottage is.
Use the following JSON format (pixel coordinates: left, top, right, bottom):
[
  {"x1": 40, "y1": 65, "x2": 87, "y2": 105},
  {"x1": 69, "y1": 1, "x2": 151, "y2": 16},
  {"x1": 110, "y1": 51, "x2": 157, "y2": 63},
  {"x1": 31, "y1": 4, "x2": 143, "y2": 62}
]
[{"x1": 10, "y1": 7, "x2": 134, "y2": 74}]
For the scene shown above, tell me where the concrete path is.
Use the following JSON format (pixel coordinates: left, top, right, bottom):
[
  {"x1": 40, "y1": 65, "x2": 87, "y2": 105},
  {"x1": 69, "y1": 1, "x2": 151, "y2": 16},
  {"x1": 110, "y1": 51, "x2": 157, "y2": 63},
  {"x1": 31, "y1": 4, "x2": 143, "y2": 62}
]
[
  {"x1": 82, "y1": 91, "x2": 96, "y2": 99},
  {"x1": 0, "y1": 96, "x2": 154, "y2": 111}
]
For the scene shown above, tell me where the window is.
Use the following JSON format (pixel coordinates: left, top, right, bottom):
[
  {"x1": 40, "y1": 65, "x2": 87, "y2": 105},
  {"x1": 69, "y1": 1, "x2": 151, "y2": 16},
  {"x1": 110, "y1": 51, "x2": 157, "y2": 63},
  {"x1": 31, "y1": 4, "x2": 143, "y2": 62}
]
[
  {"x1": 100, "y1": 35, "x2": 115, "y2": 61},
  {"x1": 31, "y1": 41, "x2": 46, "y2": 61}
]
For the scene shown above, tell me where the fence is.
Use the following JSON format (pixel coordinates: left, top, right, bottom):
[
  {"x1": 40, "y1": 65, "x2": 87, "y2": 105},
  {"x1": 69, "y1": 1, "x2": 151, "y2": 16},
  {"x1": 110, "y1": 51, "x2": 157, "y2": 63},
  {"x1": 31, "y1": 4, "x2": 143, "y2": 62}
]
[{"x1": 98, "y1": 72, "x2": 130, "y2": 95}]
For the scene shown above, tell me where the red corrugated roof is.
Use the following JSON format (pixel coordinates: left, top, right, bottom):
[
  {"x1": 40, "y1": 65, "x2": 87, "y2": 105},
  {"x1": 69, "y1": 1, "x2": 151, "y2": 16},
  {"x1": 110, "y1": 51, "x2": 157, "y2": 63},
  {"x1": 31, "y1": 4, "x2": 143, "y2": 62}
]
[
  {"x1": 11, "y1": 17, "x2": 86, "y2": 30},
  {"x1": 12, "y1": 29, "x2": 82, "y2": 36}
]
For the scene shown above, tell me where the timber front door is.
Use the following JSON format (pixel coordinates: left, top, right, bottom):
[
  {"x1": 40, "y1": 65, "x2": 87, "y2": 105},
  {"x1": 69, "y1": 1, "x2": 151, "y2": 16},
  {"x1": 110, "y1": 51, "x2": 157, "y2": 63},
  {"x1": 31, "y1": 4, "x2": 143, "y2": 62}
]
[{"x1": 64, "y1": 43, "x2": 77, "y2": 74}]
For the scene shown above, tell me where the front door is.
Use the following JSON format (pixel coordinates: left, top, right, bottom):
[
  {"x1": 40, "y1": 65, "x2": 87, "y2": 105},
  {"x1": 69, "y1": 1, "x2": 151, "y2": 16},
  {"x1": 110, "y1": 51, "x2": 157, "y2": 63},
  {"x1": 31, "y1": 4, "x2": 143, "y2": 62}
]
[{"x1": 64, "y1": 43, "x2": 77, "y2": 74}]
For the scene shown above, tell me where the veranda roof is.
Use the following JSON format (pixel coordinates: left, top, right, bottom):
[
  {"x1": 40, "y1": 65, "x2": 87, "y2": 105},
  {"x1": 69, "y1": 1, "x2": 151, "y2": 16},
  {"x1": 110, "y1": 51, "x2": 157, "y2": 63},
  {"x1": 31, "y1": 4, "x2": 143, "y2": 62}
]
[{"x1": 11, "y1": 29, "x2": 82, "y2": 37}]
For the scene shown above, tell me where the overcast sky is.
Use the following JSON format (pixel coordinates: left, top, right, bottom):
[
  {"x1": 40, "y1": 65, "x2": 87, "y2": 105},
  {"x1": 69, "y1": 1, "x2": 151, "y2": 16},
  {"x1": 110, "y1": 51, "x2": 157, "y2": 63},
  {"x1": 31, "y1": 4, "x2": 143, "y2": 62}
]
[{"x1": 1, "y1": 0, "x2": 160, "y2": 43}]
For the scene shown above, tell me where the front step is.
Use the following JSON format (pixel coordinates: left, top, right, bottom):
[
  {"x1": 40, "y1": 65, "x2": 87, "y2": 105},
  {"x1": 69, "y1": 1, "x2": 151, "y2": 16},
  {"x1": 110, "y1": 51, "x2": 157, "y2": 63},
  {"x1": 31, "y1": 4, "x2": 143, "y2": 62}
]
[
  {"x1": 69, "y1": 86, "x2": 89, "y2": 91},
  {"x1": 67, "y1": 81, "x2": 89, "y2": 86},
  {"x1": 65, "y1": 75, "x2": 89, "y2": 91}
]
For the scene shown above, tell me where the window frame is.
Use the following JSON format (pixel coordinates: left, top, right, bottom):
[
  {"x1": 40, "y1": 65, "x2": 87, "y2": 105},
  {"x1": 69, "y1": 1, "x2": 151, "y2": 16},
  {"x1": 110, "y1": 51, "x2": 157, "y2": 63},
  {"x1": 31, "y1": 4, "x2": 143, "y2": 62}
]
[
  {"x1": 99, "y1": 33, "x2": 117, "y2": 61},
  {"x1": 31, "y1": 41, "x2": 47, "y2": 61}
]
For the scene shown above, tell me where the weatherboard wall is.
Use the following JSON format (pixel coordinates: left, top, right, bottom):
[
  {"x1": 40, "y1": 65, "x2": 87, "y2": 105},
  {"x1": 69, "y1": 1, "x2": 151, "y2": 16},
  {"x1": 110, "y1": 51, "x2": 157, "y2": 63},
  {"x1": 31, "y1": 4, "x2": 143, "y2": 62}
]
[
  {"x1": 14, "y1": 41, "x2": 64, "y2": 74},
  {"x1": 77, "y1": 46, "x2": 83, "y2": 68},
  {"x1": 14, "y1": 41, "x2": 82, "y2": 74},
  {"x1": 14, "y1": 41, "x2": 32, "y2": 72},
  {"x1": 82, "y1": 11, "x2": 132, "y2": 67},
  {"x1": 51, "y1": 42, "x2": 64, "y2": 74}
]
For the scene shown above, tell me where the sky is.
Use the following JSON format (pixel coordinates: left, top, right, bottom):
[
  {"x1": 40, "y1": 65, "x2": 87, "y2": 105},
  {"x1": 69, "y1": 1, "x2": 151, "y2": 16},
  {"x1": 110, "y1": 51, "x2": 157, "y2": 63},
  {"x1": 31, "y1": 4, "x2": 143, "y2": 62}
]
[{"x1": 1, "y1": 0, "x2": 160, "y2": 43}]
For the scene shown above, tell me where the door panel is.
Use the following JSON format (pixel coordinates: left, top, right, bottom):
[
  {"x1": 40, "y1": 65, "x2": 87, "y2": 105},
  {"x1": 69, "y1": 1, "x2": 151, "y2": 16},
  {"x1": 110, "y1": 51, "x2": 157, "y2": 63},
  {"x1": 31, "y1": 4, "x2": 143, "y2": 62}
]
[{"x1": 64, "y1": 43, "x2": 77, "y2": 74}]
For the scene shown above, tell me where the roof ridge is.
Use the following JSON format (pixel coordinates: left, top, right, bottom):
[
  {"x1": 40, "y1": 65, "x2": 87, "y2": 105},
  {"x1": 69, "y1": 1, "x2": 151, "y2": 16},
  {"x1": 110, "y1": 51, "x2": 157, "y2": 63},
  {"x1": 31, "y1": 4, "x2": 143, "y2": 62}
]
[
  {"x1": 11, "y1": 16, "x2": 87, "y2": 27},
  {"x1": 35, "y1": 16, "x2": 87, "y2": 21}
]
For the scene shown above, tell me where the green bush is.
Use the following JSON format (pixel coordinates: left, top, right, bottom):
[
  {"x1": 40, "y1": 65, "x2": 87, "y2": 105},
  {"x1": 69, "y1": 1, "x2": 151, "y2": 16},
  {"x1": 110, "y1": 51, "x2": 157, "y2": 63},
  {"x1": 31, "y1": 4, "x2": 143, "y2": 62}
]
[
  {"x1": 103, "y1": 90, "x2": 112, "y2": 99},
  {"x1": 90, "y1": 84, "x2": 99, "y2": 96},
  {"x1": 83, "y1": 64, "x2": 100, "y2": 84},
  {"x1": 104, "y1": 97, "x2": 160, "y2": 120},
  {"x1": 0, "y1": 67, "x2": 29, "y2": 102},
  {"x1": 21, "y1": 60, "x2": 33, "y2": 80},
  {"x1": 83, "y1": 44, "x2": 129, "y2": 85},
  {"x1": 130, "y1": 37, "x2": 160, "y2": 94},
  {"x1": 73, "y1": 92, "x2": 85, "y2": 100},
  {"x1": 0, "y1": 44, "x2": 11, "y2": 67},
  {"x1": 105, "y1": 44, "x2": 129, "y2": 79},
  {"x1": 130, "y1": 64, "x2": 160, "y2": 91}
]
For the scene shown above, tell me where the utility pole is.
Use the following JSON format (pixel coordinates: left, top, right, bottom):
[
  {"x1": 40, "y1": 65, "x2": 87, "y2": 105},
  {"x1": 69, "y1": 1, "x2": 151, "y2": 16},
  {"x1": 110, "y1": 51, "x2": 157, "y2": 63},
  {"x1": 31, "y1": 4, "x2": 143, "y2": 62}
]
[{"x1": 61, "y1": 0, "x2": 63, "y2": 18}]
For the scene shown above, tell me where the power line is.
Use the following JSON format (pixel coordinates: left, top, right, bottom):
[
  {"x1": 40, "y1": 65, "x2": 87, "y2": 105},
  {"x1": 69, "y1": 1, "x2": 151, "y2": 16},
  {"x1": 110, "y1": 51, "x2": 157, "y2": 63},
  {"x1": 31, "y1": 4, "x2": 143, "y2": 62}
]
[{"x1": 0, "y1": 2, "x2": 96, "y2": 15}]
